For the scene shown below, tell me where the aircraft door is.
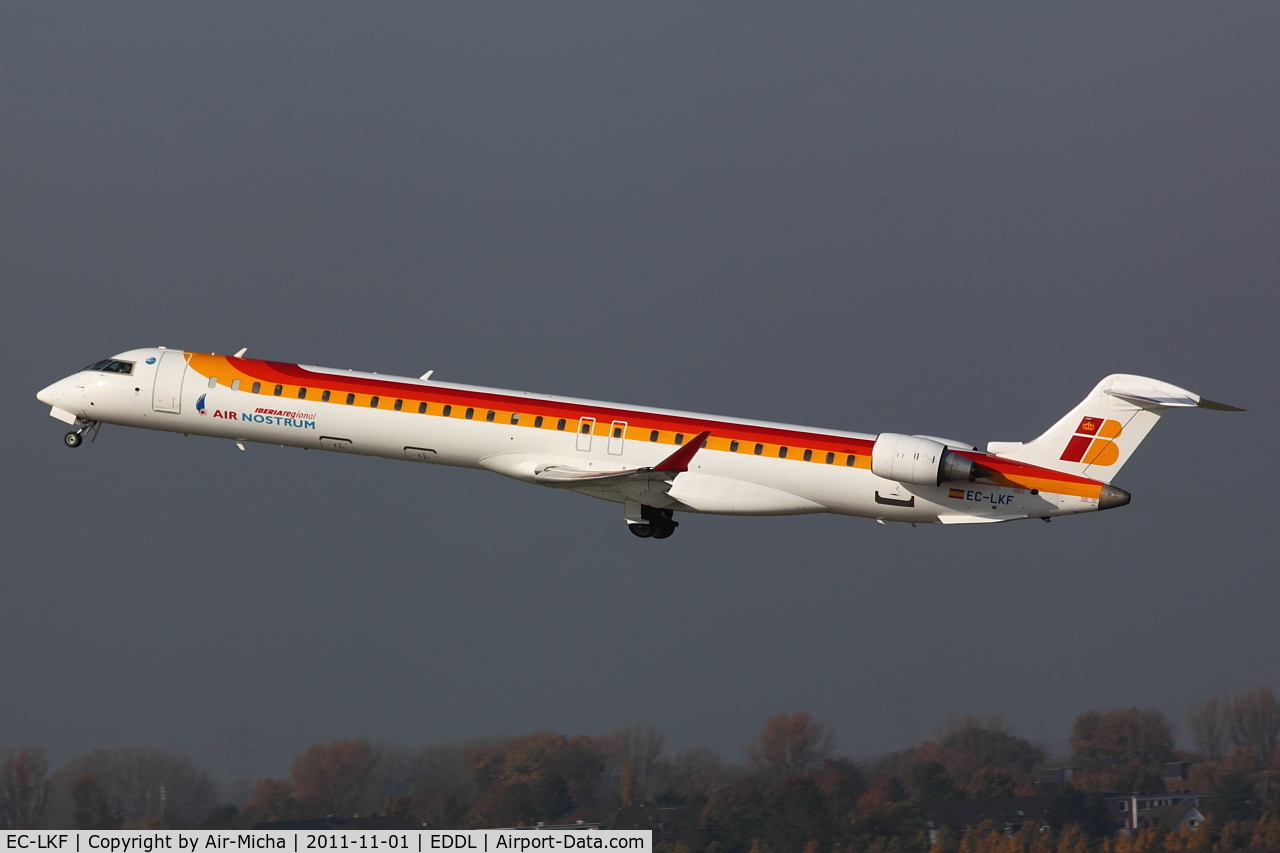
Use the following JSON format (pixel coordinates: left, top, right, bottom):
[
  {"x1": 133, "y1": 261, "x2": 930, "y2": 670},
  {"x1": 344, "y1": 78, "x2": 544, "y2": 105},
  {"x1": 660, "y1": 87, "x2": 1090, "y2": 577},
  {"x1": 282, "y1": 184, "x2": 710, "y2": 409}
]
[
  {"x1": 608, "y1": 420, "x2": 626, "y2": 455},
  {"x1": 576, "y1": 417, "x2": 595, "y2": 452},
  {"x1": 152, "y1": 351, "x2": 186, "y2": 413}
]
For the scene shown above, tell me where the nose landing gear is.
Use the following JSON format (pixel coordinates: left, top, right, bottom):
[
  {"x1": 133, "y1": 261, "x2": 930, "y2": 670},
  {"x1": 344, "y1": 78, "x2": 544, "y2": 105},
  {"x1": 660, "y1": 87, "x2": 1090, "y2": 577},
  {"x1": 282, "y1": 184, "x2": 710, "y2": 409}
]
[
  {"x1": 63, "y1": 420, "x2": 100, "y2": 448},
  {"x1": 627, "y1": 505, "x2": 679, "y2": 540}
]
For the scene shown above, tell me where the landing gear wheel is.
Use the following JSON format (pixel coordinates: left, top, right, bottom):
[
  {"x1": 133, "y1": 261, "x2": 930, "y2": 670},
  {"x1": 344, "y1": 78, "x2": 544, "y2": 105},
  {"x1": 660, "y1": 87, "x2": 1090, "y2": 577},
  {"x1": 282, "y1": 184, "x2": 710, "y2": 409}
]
[
  {"x1": 64, "y1": 431, "x2": 83, "y2": 448},
  {"x1": 650, "y1": 522, "x2": 675, "y2": 539},
  {"x1": 634, "y1": 505, "x2": 679, "y2": 539},
  {"x1": 629, "y1": 524, "x2": 653, "y2": 538}
]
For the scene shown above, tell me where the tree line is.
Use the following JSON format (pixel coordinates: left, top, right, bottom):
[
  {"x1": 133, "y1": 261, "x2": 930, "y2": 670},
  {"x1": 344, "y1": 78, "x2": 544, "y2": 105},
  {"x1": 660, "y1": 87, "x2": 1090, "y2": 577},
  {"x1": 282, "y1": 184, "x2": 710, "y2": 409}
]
[{"x1": 3, "y1": 686, "x2": 1278, "y2": 853}]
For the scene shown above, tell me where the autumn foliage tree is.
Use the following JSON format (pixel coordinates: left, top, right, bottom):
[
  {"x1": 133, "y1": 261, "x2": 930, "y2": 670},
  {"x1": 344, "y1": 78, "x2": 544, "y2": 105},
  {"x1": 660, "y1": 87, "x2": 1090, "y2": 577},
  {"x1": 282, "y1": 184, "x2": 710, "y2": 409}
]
[
  {"x1": 1069, "y1": 707, "x2": 1176, "y2": 792},
  {"x1": 967, "y1": 767, "x2": 1017, "y2": 799},
  {"x1": 464, "y1": 732, "x2": 605, "y2": 827},
  {"x1": 291, "y1": 739, "x2": 380, "y2": 819},
  {"x1": 237, "y1": 779, "x2": 307, "y2": 827},
  {"x1": 746, "y1": 712, "x2": 834, "y2": 783},
  {"x1": 936, "y1": 715, "x2": 1045, "y2": 789}
]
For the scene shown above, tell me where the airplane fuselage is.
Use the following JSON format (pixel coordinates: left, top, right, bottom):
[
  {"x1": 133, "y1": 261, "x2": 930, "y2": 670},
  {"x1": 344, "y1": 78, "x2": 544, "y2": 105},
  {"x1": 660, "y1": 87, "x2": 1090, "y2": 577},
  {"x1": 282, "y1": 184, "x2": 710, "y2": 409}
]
[{"x1": 37, "y1": 348, "x2": 1133, "y2": 534}]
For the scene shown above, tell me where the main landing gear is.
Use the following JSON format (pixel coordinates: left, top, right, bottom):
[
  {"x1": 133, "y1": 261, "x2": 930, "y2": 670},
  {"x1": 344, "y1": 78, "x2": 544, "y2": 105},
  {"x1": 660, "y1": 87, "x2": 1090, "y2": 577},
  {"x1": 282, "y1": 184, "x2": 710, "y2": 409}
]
[
  {"x1": 63, "y1": 421, "x2": 99, "y2": 448},
  {"x1": 628, "y1": 506, "x2": 679, "y2": 540}
]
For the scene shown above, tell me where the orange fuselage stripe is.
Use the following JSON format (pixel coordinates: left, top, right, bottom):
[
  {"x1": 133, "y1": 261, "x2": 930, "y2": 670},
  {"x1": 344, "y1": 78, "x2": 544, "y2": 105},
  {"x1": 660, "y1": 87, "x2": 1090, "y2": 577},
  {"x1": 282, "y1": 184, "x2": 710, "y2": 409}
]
[{"x1": 185, "y1": 352, "x2": 1105, "y2": 499}]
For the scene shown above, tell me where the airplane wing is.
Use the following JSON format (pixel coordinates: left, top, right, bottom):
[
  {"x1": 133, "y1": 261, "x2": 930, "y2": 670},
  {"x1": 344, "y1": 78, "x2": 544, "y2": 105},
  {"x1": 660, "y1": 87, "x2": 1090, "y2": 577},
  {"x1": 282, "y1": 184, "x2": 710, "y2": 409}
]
[{"x1": 533, "y1": 431, "x2": 710, "y2": 498}]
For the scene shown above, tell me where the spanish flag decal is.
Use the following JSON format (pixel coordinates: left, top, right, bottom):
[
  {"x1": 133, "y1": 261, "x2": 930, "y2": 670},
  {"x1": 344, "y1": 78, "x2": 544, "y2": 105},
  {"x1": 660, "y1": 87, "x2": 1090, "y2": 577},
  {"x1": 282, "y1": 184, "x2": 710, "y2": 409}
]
[{"x1": 948, "y1": 488, "x2": 965, "y2": 499}]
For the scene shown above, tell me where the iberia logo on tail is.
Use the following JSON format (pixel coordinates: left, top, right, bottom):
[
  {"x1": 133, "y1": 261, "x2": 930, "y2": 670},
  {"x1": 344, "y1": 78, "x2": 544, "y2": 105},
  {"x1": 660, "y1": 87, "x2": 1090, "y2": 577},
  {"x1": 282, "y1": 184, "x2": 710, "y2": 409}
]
[{"x1": 1060, "y1": 416, "x2": 1121, "y2": 466}]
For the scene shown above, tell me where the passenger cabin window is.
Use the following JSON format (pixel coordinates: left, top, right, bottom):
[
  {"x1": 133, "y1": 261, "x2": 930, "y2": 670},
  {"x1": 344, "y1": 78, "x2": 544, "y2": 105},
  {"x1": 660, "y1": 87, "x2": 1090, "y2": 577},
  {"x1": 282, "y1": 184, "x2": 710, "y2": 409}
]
[
  {"x1": 418, "y1": 402, "x2": 427, "y2": 414},
  {"x1": 443, "y1": 405, "x2": 452, "y2": 417},
  {"x1": 370, "y1": 396, "x2": 379, "y2": 408},
  {"x1": 486, "y1": 410, "x2": 495, "y2": 422},
  {"x1": 231, "y1": 379, "x2": 240, "y2": 391},
  {"x1": 754, "y1": 443, "x2": 764, "y2": 455},
  {"x1": 803, "y1": 449, "x2": 813, "y2": 461},
  {"x1": 675, "y1": 433, "x2": 684, "y2": 445},
  {"x1": 394, "y1": 399, "x2": 403, "y2": 411},
  {"x1": 613, "y1": 426, "x2": 622, "y2": 438},
  {"x1": 321, "y1": 390, "x2": 330, "y2": 402},
  {"x1": 846, "y1": 454, "x2": 855, "y2": 466},
  {"x1": 465, "y1": 408, "x2": 474, "y2": 419},
  {"x1": 650, "y1": 430, "x2": 660, "y2": 442},
  {"x1": 825, "y1": 452, "x2": 835, "y2": 464},
  {"x1": 779, "y1": 446, "x2": 788, "y2": 458},
  {"x1": 298, "y1": 388, "x2": 307, "y2": 399},
  {"x1": 251, "y1": 382, "x2": 261, "y2": 394},
  {"x1": 730, "y1": 440, "x2": 739, "y2": 452},
  {"x1": 580, "y1": 422, "x2": 591, "y2": 434},
  {"x1": 510, "y1": 413, "x2": 519, "y2": 425},
  {"x1": 346, "y1": 393, "x2": 355, "y2": 405},
  {"x1": 273, "y1": 384, "x2": 283, "y2": 396},
  {"x1": 534, "y1": 416, "x2": 544, "y2": 428},
  {"x1": 557, "y1": 418, "x2": 566, "y2": 431},
  {"x1": 208, "y1": 376, "x2": 217, "y2": 388}
]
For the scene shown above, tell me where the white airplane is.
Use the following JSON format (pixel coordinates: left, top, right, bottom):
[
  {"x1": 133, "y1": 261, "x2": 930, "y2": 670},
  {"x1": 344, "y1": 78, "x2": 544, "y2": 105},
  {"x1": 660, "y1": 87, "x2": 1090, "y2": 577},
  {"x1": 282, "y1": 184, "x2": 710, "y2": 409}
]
[{"x1": 37, "y1": 348, "x2": 1241, "y2": 538}]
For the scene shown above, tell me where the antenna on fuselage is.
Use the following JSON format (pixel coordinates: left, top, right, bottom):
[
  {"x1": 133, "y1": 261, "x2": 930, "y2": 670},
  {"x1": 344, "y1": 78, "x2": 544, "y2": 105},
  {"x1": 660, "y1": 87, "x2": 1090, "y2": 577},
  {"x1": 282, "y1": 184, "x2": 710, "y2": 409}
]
[
  {"x1": 420, "y1": 370, "x2": 433, "y2": 380},
  {"x1": 234, "y1": 348, "x2": 248, "y2": 358}
]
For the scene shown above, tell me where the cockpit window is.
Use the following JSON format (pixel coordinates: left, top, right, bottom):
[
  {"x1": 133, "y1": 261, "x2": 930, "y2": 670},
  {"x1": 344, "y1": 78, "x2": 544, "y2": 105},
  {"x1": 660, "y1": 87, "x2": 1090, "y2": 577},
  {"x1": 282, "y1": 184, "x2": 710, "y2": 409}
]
[{"x1": 84, "y1": 359, "x2": 133, "y2": 375}]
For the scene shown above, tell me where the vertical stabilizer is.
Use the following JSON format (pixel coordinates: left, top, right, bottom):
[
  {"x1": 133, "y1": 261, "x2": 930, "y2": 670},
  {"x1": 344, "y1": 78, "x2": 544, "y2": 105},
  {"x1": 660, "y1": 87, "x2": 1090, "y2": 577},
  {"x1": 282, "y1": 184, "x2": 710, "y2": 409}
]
[{"x1": 985, "y1": 374, "x2": 1240, "y2": 483}]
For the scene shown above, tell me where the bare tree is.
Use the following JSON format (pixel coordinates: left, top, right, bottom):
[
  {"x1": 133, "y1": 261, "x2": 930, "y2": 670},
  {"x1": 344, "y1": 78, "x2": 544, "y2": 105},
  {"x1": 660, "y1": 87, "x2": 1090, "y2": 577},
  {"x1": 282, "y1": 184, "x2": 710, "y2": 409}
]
[
  {"x1": 938, "y1": 713, "x2": 1015, "y2": 740},
  {"x1": 666, "y1": 746, "x2": 726, "y2": 802},
  {"x1": 1, "y1": 748, "x2": 49, "y2": 829},
  {"x1": 746, "y1": 711, "x2": 834, "y2": 782},
  {"x1": 1226, "y1": 687, "x2": 1280, "y2": 769},
  {"x1": 47, "y1": 749, "x2": 216, "y2": 828},
  {"x1": 375, "y1": 743, "x2": 418, "y2": 802},
  {"x1": 412, "y1": 743, "x2": 473, "y2": 828},
  {"x1": 609, "y1": 724, "x2": 665, "y2": 807},
  {"x1": 1190, "y1": 694, "x2": 1228, "y2": 761}
]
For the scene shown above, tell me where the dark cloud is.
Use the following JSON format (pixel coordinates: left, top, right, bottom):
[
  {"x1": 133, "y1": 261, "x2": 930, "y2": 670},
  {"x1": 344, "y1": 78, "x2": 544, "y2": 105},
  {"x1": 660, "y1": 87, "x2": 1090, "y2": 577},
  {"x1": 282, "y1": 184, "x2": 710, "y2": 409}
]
[{"x1": 2, "y1": 3, "x2": 1276, "y2": 781}]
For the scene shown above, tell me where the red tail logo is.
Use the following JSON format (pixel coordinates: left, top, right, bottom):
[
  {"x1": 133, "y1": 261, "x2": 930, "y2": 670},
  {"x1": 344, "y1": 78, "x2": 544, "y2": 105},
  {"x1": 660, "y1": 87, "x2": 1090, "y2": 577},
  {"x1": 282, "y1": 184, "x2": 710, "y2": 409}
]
[{"x1": 1061, "y1": 417, "x2": 1122, "y2": 466}]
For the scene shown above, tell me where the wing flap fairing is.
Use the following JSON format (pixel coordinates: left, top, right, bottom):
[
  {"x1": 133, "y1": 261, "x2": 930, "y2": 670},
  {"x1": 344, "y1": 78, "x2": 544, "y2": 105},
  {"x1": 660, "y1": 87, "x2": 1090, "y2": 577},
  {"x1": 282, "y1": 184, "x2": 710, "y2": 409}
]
[{"x1": 533, "y1": 430, "x2": 711, "y2": 489}]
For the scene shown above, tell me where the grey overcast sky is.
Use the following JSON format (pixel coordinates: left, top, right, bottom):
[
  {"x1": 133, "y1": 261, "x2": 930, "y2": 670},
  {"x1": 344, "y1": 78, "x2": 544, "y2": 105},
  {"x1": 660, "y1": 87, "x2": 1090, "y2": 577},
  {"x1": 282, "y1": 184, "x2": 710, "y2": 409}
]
[{"x1": 2, "y1": 3, "x2": 1277, "y2": 784}]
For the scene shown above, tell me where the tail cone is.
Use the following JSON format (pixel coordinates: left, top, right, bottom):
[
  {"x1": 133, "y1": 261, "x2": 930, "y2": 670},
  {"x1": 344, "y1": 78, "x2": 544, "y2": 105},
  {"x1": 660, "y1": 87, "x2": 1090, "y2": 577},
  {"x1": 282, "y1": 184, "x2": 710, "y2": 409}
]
[{"x1": 1099, "y1": 484, "x2": 1131, "y2": 511}]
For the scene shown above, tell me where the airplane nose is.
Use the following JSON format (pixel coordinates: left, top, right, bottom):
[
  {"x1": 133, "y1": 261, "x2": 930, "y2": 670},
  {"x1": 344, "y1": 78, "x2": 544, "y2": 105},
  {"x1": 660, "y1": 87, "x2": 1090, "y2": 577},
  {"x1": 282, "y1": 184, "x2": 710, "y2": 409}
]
[
  {"x1": 37, "y1": 375, "x2": 79, "y2": 407},
  {"x1": 36, "y1": 381, "x2": 61, "y2": 406}
]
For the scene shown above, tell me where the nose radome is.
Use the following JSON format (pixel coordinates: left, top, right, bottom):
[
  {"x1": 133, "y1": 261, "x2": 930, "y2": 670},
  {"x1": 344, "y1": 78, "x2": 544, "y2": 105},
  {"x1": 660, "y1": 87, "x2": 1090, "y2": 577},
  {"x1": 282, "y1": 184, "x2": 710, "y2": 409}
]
[{"x1": 36, "y1": 381, "x2": 61, "y2": 407}]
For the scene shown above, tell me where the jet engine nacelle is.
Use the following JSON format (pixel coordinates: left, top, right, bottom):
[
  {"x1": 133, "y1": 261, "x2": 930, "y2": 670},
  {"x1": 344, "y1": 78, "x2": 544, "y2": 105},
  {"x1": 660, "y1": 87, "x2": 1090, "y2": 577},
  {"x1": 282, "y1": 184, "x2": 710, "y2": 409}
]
[{"x1": 871, "y1": 433, "x2": 982, "y2": 486}]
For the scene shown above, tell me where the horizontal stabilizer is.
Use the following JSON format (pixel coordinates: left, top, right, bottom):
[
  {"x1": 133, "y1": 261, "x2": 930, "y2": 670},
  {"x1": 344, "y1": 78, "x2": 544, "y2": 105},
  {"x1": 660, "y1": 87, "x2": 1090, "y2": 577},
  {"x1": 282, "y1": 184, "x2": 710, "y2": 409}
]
[{"x1": 1196, "y1": 397, "x2": 1245, "y2": 412}]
